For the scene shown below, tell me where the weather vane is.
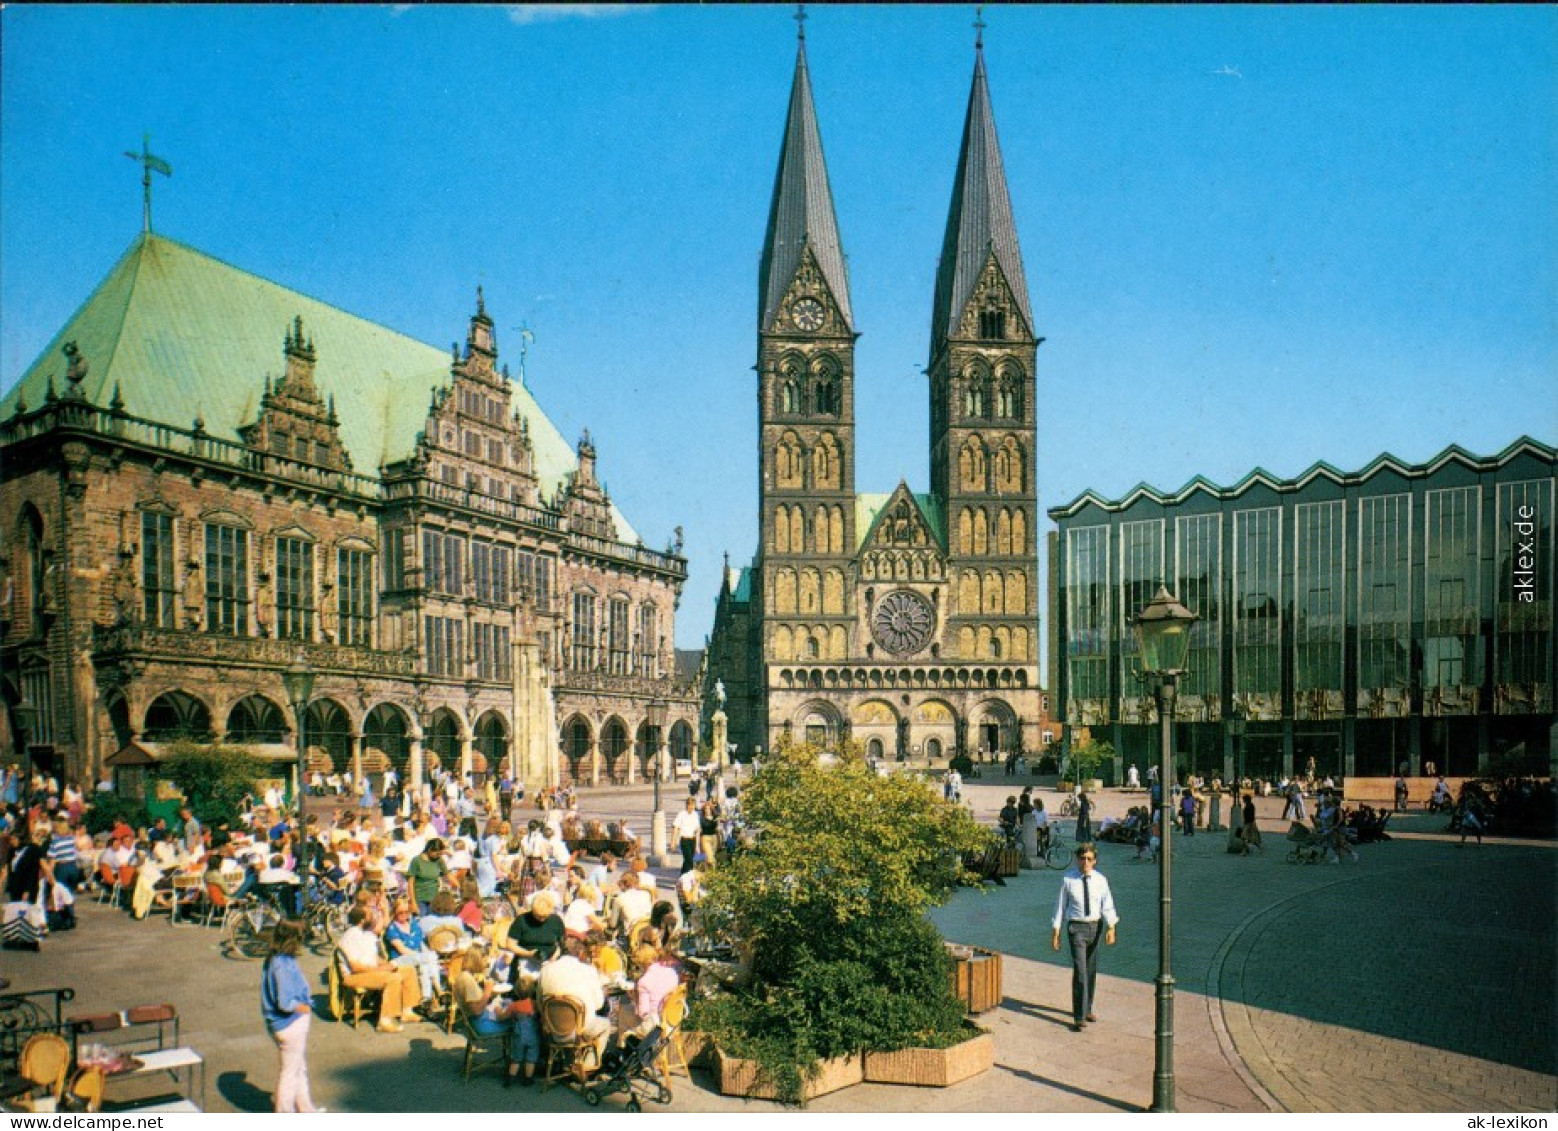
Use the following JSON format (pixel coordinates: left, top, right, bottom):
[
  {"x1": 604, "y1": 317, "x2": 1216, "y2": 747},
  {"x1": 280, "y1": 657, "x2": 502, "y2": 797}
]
[
  {"x1": 974, "y1": 5, "x2": 986, "y2": 50},
  {"x1": 123, "y1": 135, "x2": 173, "y2": 234},
  {"x1": 795, "y1": 3, "x2": 806, "y2": 41}
]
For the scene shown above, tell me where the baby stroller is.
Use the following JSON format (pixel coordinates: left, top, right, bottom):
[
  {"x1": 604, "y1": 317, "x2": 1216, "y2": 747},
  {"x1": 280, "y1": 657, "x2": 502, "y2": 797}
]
[
  {"x1": 1285, "y1": 822, "x2": 1328, "y2": 865},
  {"x1": 582, "y1": 1027, "x2": 672, "y2": 1112}
]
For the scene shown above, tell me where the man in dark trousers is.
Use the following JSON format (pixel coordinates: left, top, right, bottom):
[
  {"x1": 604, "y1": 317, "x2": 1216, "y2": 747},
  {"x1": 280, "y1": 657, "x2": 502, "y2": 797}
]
[{"x1": 1051, "y1": 843, "x2": 1118, "y2": 1032}]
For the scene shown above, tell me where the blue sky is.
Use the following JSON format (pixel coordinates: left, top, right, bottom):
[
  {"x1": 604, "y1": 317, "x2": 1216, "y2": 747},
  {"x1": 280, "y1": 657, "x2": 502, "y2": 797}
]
[{"x1": 3, "y1": 4, "x2": 1554, "y2": 652}]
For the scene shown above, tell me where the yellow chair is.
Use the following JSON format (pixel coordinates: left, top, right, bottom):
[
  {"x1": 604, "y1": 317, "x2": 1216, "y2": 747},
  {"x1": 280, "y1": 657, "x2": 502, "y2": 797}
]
[
  {"x1": 19, "y1": 1033, "x2": 71, "y2": 1104},
  {"x1": 656, "y1": 984, "x2": 691, "y2": 1083},
  {"x1": 328, "y1": 948, "x2": 381, "y2": 1027},
  {"x1": 66, "y1": 1066, "x2": 106, "y2": 1113},
  {"x1": 626, "y1": 919, "x2": 655, "y2": 950},
  {"x1": 539, "y1": 995, "x2": 599, "y2": 1091}
]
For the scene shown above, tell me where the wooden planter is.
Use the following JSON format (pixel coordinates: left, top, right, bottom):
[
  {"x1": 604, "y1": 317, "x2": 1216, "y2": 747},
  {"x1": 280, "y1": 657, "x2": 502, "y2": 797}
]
[
  {"x1": 678, "y1": 1028, "x2": 715, "y2": 1069},
  {"x1": 716, "y1": 1049, "x2": 862, "y2": 1101},
  {"x1": 863, "y1": 1028, "x2": 994, "y2": 1087},
  {"x1": 947, "y1": 945, "x2": 1003, "y2": 1014}
]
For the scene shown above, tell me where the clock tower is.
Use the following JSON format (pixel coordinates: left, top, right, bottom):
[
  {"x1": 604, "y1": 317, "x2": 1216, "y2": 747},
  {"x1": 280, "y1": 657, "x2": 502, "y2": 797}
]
[{"x1": 754, "y1": 28, "x2": 858, "y2": 718}]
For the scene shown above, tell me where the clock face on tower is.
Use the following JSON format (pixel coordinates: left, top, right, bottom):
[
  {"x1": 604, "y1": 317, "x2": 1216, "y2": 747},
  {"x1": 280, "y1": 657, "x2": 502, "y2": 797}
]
[
  {"x1": 790, "y1": 297, "x2": 826, "y2": 332},
  {"x1": 871, "y1": 589, "x2": 935, "y2": 656}
]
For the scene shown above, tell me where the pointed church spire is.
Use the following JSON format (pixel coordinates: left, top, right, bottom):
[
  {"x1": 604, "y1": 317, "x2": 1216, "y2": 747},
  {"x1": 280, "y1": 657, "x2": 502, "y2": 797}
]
[
  {"x1": 931, "y1": 40, "x2": 1032, "y2": 347},
  {"x1": 758, "y1": 27, "x2": 853, "y2": 333}
]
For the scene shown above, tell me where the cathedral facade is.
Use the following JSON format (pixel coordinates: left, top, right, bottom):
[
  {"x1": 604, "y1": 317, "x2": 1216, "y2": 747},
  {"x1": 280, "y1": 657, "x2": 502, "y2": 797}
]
[
  {"x1": 708, "y1": 36, "x2": 1044, "y2": 762},
  {"x1": 0, "y1": 236, "x2": 699, "y2": 791}
]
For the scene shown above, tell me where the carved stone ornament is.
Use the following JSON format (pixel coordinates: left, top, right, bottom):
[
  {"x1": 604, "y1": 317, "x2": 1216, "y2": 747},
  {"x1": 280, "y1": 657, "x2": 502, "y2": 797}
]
[{"x1": 870, "y1": 589, "x2": 934, "y2": 656}]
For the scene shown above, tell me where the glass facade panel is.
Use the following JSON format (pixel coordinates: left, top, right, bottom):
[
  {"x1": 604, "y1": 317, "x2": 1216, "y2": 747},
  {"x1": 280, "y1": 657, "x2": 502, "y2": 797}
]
[
  {"x1": 1495, "y1": 479, "x2": 1554, "y2": 697},
  {"x1": 474, "y1": 622, "x2": 512, "y2": 682},
  {"x1": 1175, "y1": 514, "x2": 1221, "y2": 705},
  {"x1": 1233, "y1": 508, "x2": 1281, "y2": 698},
  {"x1": 1117, "y1": 520, "x2": 1165, "y2": 688},
  {"x1": 141, "y1": 512, "x2": 176, "y2": 628},
  {"x1": 1064, "y1": 525, "x2": 1110, "y2": 717},
  {"x1": 1423, "y1": 486, "x2": 1481, "y2": 700},
  {"x1": 1357, "y1": 494, "x2": 1412, "y2": 695},
  {"x1": 1293, "y1": 501, "x2": 1344, "y2": 695}
]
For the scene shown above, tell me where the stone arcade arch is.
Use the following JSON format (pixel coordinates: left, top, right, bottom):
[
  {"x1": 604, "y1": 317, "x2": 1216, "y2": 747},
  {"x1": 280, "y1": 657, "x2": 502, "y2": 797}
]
[
  {"x1": 362, "y1": 703, "x2": 413, "y2": 778},
  {"x1": 142, "y1": 691, "x2": 213, "y2": 743},
  {"x1": 226, "y1": 695, "x2": 288, "y2": 745}
]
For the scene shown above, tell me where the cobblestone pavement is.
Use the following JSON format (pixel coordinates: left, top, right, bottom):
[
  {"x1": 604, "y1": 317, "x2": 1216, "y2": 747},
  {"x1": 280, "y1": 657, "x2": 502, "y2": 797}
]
[{"x1": 5, "y1": 781, "x2": 1553, "y2": 1112}]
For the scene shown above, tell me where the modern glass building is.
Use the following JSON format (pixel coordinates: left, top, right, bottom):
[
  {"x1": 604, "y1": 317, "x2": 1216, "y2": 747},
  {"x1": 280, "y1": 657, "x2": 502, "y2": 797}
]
[{"x1": 1047, "y1": 438, "x2": 1555, "y2": 784}]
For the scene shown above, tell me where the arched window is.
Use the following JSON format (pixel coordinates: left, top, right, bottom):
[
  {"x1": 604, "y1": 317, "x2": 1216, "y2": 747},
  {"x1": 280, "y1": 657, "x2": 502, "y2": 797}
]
[
  {"x1": 227, "y1": 695, "x2": 288, "y2": 745},
  {"x1": 142, "y1": 691, "x2": 213, "y2": 743},
  {"x1": 781, "y1": 381, "x2": 799, "y2": 414}
]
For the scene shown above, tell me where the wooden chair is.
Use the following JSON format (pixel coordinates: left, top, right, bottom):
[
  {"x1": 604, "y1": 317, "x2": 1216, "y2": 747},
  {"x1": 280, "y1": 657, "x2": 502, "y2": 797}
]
[
  {"x1": 202, "y1": 880, "x2": 234, "y2": 928},
  {"x1": 626, "y1": 919, "x2": 655, "y2": 950},
  {"x1": 454, "y1": 1008, "x2": 510, "y2": 1084},
  {"x1": 169, "y1": 874, "x2": 204, "y2": 926},
  {"x1": 539, "y1": 995, "x2": 599, "y2": 1091},
  {"x1": 65, "y1": 1066, "x2": 106, "y2": 1112},
  {"x1": 94, "y1": 862, "x2": 119, "y2": 904},
  {"x1": 656, "y1": 983, "x2": 691, "y2": 1082},
  {"x1": 328, "y1": 949, "x2": 381, "y2": 1028},
  {"x1": 19, "y1": 1033, "x2": 71, "y2": 1104}
]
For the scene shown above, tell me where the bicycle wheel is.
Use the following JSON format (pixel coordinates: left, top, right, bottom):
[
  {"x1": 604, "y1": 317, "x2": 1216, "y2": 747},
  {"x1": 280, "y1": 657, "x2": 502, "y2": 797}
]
[
  {"x1": 1045, "y1": 838, "x2": 1070, "y2": 870},
  {"x1": 322, "y1": 903, "x2": 349, "y2": 942},
  {"x1": 229, "y1": 902, "x2": 279, "y2": 959}
]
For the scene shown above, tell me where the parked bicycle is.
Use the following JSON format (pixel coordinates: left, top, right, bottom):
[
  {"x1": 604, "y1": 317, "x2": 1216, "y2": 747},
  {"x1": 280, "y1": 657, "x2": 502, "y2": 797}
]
[
  {"x1": 223, "y1": 882, "x2": 346, "y2": 960},
  {"x1": 1033, "y1": 825, "x2": 1069, "y2": 871}
]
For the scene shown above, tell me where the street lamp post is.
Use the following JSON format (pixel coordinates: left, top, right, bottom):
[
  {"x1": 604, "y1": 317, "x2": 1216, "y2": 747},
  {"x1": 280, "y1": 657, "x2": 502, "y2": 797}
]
[
  {"x1": 282, "y1": 652, "x2": 317, "y2": 819},
  {"x1": 1132, "y1": 585, "x2": 1198, "y2": 1114}
]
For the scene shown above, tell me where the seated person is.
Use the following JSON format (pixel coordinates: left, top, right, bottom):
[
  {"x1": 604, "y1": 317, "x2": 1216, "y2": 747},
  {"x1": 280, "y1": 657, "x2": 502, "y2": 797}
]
[
  {"x1": 505, "y1": 891, "x2": 566, "y2": 976},
  {"x1": 537, "y1": 936, "x2": 611, "y2": 1063},
  {"x1": 611, "y1": 872, "x2": 653, "y2": 934},
  {"x1": 649, "y1": 899, "x2": 682, "y2": 945},
  {"x1": 418, "y1": 890, "x2": 467, "y2": 941},
  {"x1": 453, "y1": 947, "x2": 539, "y2": 1088},
  {"x1": 455, "y1": 879, "x2": 485, "y2": 934},
  {"x1": 616, "y1": 943, "x2": 682, "y2": 1039},
  {"x1": 384, "y1": 898, "x2": 445, "y2": 999},
  {"x1": 589, "y1": 932, "x2": 627, "y2": 983},
  {"x1": 564, "y1": 883, "x2": 607, "y2": 938},
  {"x1": 336, "y1": 906, "x2": 424, "y2": 1033}
]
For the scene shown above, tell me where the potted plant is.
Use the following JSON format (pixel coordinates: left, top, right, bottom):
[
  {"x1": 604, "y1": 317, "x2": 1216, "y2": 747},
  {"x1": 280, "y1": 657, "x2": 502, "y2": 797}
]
[{"x1": 690, "y1": 737, "x2": 990, "y2": 1104}]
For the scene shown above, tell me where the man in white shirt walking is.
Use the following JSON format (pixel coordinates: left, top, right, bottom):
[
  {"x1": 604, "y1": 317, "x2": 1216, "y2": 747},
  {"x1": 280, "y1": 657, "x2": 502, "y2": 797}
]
[{"x1": 1051, "y1": 843, "x2": 1118, "y2": 1032}]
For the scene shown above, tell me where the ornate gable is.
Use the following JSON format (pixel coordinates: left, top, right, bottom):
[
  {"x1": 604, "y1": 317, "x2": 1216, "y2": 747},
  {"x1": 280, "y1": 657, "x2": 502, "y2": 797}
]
[
  {"x1": 390, "y1": 290, "x2": 541, "y2": 506},
  {"x1": 955, "y1": 249, "x2": 1032, "y2": 342},
  {"x1": 774, "y1": 244, "x2": 849, "y2": 338},
  {"x1": 237, "y1": 316, "x2": 353, "y2": 471},
  {"x1": 859, "y1": 483, "x2": 945, "y2": 583},
  {"x1": 560, "y1": 431, "x2": 618, "y2": 541}
]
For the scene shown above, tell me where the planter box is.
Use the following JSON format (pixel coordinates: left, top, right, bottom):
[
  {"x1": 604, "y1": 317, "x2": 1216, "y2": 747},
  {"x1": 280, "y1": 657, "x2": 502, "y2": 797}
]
[
  {"x1": 946, "y1": 945, "x2": 1003, "y2": 1014},
  {"x1": 716, "y1": 1049, "x2": 862, "y2": 1101},
  {"x1": 863, "y1": 1029, "x2": 994, "y2": 1087},
  {"x1": 679, "y1": 1028, "x2": 715, "y2": 1068}
]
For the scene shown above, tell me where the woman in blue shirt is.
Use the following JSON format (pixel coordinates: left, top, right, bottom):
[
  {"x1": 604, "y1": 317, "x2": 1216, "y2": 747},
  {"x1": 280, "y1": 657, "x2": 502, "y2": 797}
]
[
  {"x1": 384, "y1": 899, "x2": 443, "y2": 999},
  {"x1": 261, "y1": 920, "x2": 322, "y2": 1113}
]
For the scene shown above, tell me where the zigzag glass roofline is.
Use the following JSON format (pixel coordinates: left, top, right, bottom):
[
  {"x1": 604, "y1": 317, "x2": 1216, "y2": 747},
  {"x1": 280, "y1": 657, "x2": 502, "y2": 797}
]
[{"x1": 1047, "y1": 436, "x2": 1556, "y2": 520}]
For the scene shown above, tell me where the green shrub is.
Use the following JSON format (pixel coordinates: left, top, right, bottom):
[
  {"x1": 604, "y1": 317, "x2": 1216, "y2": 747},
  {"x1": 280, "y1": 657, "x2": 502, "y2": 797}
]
[
  {"x1": 691, "y1": 738, "x2": 986, "y2": 1102},
  {"x1": 159, "y1": 741, "x2": 267, "y2": 826},
  {"x1": 82, "y1": 793, "x2": 152, "y2": 836}
]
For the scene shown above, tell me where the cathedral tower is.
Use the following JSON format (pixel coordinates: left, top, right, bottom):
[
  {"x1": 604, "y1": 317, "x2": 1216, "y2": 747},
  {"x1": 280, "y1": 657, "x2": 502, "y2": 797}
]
[
  {"x1": 928, "y1": 42, "x2": 1039, "y2": 669},
  {"x1": 757, "y1": 30, "x2": 858, "y2": 680}
]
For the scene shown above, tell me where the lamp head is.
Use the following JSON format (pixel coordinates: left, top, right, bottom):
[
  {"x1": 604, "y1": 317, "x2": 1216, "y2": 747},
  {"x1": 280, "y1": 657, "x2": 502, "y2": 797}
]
[{"x1": 1132, "y1": 585, "x2": 1197, "y2": 675}]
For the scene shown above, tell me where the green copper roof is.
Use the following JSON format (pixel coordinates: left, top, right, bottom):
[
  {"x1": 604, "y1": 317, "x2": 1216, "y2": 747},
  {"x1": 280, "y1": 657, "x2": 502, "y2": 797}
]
[
  {"x1": 2, "y1": 233, "x2": 634, "y2": 538},
  {"x1": 855, "y1": 489, "x2": 945, "y2": 551}
]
